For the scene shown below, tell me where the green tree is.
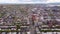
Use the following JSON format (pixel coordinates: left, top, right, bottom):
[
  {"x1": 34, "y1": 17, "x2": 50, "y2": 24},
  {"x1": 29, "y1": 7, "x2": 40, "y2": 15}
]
[{"x1": 0, "y1": 12, "x2": 6, "y2": 18}]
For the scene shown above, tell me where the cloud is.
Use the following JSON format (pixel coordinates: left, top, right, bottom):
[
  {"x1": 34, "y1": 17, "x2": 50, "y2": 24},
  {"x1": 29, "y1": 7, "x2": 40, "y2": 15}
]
[
  {"x1": 0, "y1": 0, "x2": 20, "y2": 3},
  {"x1": 20, "y1": 0, "x2": 32, "y2": 2},
  {"x1": 20, "y1": 0, "x2": 48, "y2": 2},
  {"x1": 0, "y1": 0, "x2": 48, "y2": 4},
  {"x1": 47, "y1": 0, "x2": 60, "y2": 3},
  {"x1": 0, "y1": 0, "x2": 60, "y2": 4}
]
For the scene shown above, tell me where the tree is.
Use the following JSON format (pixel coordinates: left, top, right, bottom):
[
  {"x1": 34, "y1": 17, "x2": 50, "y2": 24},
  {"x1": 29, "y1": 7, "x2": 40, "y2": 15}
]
[
  {"x1": 0, "y1": 12, "x2": 6, "y2": 18},
  {"x1": 20, "y1": 8, "x2": 28, "y2": 17}
]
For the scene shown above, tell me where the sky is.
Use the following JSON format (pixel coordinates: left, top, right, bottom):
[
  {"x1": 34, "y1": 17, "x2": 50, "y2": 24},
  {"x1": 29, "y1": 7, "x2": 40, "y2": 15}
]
[{"x1": 0, "y1": 0, "x2": 60, "y2": 4}]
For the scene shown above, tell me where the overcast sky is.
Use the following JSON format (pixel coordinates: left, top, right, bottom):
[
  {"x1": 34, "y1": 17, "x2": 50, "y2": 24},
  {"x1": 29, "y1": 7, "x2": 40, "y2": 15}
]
[{"x1": 0, "y1": 0, "x2": 60, "y2": 4}]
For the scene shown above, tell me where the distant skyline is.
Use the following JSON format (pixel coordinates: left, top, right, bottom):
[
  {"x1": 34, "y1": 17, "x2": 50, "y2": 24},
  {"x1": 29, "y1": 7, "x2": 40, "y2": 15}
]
[{"x1": 0, "y1": 0, "x2": 60, "y2": 4}]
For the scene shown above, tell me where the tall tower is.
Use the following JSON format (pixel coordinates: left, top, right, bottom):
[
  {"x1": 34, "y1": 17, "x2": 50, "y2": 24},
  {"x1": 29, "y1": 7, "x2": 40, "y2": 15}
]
[{"x1": 30, "y1": 11, "x2": 39, "y2": 34}]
